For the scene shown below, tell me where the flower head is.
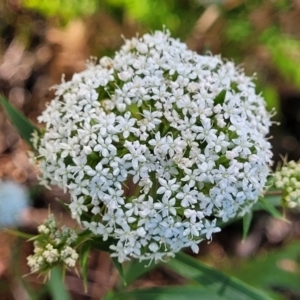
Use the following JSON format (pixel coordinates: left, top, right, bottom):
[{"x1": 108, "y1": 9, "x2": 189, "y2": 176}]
[
  {"x1": 32, "y1": 30, "x2": 272, "y2": 263},
  {"x1": 27, "y1": 214, "x2": 79, "y2": 273},
  {"x1": 274, "y1": 160, "x2": 300, "y2": 208}
]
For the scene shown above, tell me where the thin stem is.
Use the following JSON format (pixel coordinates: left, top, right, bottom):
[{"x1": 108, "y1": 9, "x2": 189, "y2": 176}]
[{"x1": 265, "y1": 190, "x2": 282, "y2": 196}]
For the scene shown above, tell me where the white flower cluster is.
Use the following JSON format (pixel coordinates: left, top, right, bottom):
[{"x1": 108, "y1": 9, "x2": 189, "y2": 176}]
[
  {"x1": 274, "y1": 160, "x2": 300, "y2": 208},
  {"x1": 33, "y1": 30, "x2": 272, "y2": 263},
  {"x1": 27, "y1": 215, "x2": 78, "y2": 273}
]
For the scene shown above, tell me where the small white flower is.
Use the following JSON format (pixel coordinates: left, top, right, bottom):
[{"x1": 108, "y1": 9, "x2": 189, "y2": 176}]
[
  {"x1": 157, "y1": 178, "x2": 180, "y2": 200},
  {"x1": 176, "y1": 185, "x2": 198, "y2": 208},
  {"x1": 201, "y1": 219, "x2": 221, "y2": 240},
  {"x1": 69, "y1": 196, "x2": 88, "y2": 220},
  {"x1": 116, "y1": 112, "x2": 137, "y2": 138},
  {"x1": 38, "y1": 224, "x2": 49, "y2": 234},
  {"x1": 154, "y1": 197, "x2": 177, "y2": 217},
  {"x1": 118, "y1": 70, "x2": 133, "y2": 81}
]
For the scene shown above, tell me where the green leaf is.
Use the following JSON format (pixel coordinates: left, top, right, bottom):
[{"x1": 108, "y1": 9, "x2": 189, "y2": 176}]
[
  {"x1": 4, "y1": 228, "x2": 34, "y2": 239},
  {"x1": 165, "y1": 252, "x2": 272, "y2": 300},
  {"x1": 124, "y1": 259, "x2": 157, "y2": 286},
  {"x1": 242, "y1": 212, "x2": 253, "y2": 241},
  {"x1": 107, "y1": 285, "x2": 228, "y2": 300},
  {"x1": 47, "y1": 267, "x2": 70, "y2": 300},
  {"x1": 112, "y1": 257, "x2": 127, "y2": 286},
  {"x1": 79, "y1": 242, "x2": 91, "y2": 292},
  {"x1": 258, "y1": 197, "x2": 283, "y2": 219},
  {"x1": 259, "y1": 194, "x2": 282, "y2": 208},
  {"x1": 0, "y1": 94, "x2": 39, "y2": 149}
]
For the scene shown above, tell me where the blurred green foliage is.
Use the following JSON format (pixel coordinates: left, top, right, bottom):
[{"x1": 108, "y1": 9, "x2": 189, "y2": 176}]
[
  {"x1": 267, "y1": 37, "x2": 300, "y2": 89},
  {"x1": 22, "y1": 0, "x2": 99, "y2": 22},
  {"x1": 103, "y1": 0, "x2": 201, "y2": 37},
  {"x1": 21, "y1": 0, "x2": 202, "y2": 37},
  {"x1": 225, "y1": 241, "x2": 300, "y2": 299}
]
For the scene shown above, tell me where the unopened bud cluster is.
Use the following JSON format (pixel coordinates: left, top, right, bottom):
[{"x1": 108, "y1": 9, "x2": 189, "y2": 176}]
[
  {"x1": 32, "y1": 30, "x2": 272, "y2": 263},
  {"x1": 27, "y1": 214, "x2": 78, "y2": 273},
  {"x1": 274, "y1": 160, "x2": 300, "y2": 208}
]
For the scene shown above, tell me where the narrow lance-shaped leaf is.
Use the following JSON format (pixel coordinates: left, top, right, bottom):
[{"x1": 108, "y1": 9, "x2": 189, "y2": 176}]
[
  {"x1": 242, "y1": 211, "x2": 253, "y2": 241},
  {"x1": 104, "y1": 285, "x2": 228, "y2": 300},
  {"x1": 165, "y1": 252, "x2": 272, "y2": 300},
  {"x1": 258, "y1": 197, "x2": 283, "y2": 220},
  {"x1": 253, "y1": 194, "x2": 282, "y2": 211},
  {"x1": 0, "y1": 94, "x2": 40, "y2": 149},
  {"x1": 4, "y1": 228, "x2": 34, "y2": 240},
  {"x1": 112, "y1": 257, "x2": 127, "y2": 286},
  {"x1": 79, "y1": 242, "x2": 91, "y2": 292}
]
